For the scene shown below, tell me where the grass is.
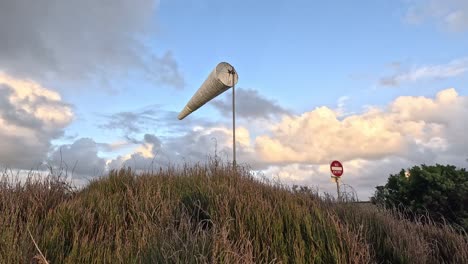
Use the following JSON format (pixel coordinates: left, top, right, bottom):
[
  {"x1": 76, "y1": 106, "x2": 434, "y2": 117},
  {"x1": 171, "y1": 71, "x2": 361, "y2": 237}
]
[{"x1": 1, "y1": 161, "x2": 467, "y2": 263}]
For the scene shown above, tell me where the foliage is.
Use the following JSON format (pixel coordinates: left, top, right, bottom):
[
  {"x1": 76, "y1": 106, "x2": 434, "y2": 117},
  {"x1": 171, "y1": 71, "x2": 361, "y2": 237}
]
[
  {"x1": 372, "y1": 164, "x2": 468, "y2": 230},
  {"x1": 1, "y1": 162, "x2": 467, "y2": 263}
]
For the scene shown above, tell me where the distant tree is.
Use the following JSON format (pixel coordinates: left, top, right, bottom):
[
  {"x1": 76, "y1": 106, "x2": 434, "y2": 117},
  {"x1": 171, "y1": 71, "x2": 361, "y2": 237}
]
[{"x1": 372, "y1": 164, "x2": 468, "y2": 230}]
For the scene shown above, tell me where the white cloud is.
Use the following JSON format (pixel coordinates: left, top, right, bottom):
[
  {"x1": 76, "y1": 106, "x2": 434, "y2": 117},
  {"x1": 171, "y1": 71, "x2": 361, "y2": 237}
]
[
  {"x1": 254, "y1": 88, "x2": 468, "y2": 165},
  {"x1": 0, "y1": 72, "x2": 73, "y2": 169},
  {"x1": 380, "y1": 58, "x2": 468, "y2": 86},
  {"x1": 335, "y1": 96, "x2": 351, "y2": 117},
  {"x1": 255, "y1": 106, "x2": 405, "y2": 164}
]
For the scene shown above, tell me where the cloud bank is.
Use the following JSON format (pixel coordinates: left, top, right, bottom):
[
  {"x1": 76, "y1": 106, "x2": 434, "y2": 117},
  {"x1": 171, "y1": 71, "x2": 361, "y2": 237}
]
[
  {"x1": 49, "y1": 138, "x2": 107, "y2": 178},
  {"x1": 104, "y1": 88, "x2": 468, "y2": 198},
  {"x1": 255, "y1": 88, "x2": 466, "y2": 165},
  {"x1": 0, "y1": 0, "x2": 184, "y2": 88}
]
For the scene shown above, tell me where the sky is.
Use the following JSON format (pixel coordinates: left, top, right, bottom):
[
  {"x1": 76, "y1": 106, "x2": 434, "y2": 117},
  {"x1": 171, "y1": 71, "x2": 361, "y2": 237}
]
[{"x1": 1, "y1": 0, "x2": 468, "y2": 199}]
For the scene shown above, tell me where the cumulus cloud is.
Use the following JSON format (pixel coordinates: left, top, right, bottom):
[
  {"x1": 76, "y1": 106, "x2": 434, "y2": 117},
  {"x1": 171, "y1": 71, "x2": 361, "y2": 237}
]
[
  {"x1": 405, "y1": 0, "x2": 468, "y2": 32},
  {"x1": 0, "y1": 0, "x2": 184, "y2": 88},
  {"x1": 380, "y1": 58, "x2": 468, "y2": 86},
  {"x1": 211, "y1": 88, "x2": 290, "y2": 119},
  {"x1": 108, "y1": 124, "x2": 262, "y2": 172},
  {"x1": 255, "y1": 107, "x2": 404, "y2": 164},
  {"x1": 49, "y1": 138, "x2": 107, "y2": 178},
  {"x1": 0, "y1": 72, "x2": 73, "y2": 169},
  {"x1": 255, "y1": 88, "x2": 468, "y2": 165}
]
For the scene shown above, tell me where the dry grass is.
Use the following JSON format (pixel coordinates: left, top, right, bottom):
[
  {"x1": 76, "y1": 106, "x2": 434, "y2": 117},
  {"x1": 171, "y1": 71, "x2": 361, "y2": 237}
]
[{"x1": 0, "y1": 161, "x2": 466, "y2": 263}]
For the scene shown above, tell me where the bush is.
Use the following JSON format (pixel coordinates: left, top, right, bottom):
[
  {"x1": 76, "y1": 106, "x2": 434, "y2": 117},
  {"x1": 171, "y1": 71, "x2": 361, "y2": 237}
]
[{"x1": 372, "y1": 164, "x2": 468, "y2": 230}]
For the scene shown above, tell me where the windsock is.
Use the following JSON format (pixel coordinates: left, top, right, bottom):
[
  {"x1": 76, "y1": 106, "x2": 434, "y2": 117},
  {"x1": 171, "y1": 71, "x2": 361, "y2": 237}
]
[{"x1": 178, "y1": 62, "x2": 238, "y2": 120}]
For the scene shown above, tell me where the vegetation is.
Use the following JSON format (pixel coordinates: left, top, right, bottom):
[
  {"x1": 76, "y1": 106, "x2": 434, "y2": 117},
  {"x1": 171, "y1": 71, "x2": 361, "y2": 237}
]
[
  {"x1": 1, "y1": 161, "x2": 467, "y2": 263},
  {"x1": 372, "y1": 164, "x2": 468, "y2": 230}
]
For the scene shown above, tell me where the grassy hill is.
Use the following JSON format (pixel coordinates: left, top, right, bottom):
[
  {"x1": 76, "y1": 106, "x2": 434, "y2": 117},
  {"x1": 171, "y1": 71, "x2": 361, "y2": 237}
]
[{"x1": 1, "y1": 161, "x2": 467, "y2": 263}]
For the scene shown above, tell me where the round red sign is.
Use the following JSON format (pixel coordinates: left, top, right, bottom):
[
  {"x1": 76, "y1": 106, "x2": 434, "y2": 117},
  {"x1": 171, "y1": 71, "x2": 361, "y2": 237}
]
[{"x1": 330, "y1": 160, "x2": 343, "y2": 177}]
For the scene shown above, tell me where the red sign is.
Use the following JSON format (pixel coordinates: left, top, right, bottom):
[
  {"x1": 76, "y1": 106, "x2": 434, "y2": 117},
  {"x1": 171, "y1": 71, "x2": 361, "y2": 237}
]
[{"x1": 330, "y1": 160, "x2": 343, "y2": 177}]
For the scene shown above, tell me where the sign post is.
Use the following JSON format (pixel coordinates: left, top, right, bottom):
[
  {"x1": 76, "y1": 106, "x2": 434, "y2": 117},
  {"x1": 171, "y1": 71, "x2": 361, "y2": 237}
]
[{"x1": 330, "y1": 160, "x2": 343, "y2": 201}]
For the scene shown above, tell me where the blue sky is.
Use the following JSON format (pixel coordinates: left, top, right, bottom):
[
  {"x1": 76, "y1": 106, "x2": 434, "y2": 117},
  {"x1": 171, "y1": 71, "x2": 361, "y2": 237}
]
[
  {"x1": 66, "y1": 0, "x2": 468, "y2": 118},
  {"x1": 65, "y1": 0, "x2": 468, "y2": 157},
  {"x1": 1, "y1": 0, "x2": 467, "y2": 198}
]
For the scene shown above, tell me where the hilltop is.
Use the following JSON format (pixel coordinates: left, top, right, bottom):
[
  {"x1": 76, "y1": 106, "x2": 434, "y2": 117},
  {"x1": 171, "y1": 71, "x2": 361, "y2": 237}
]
[{"x1": 1, "y1": 161, "x2": 467, "y2": 263}]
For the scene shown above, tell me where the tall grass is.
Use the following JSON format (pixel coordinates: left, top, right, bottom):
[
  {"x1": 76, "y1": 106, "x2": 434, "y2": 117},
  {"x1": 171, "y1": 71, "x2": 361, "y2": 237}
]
[
  {"x1": 1, "y1": 161, "x2": 466, "y2": 263},
  {"x1": 333, "y1": 202, "x2": 468, "y2": 264}
]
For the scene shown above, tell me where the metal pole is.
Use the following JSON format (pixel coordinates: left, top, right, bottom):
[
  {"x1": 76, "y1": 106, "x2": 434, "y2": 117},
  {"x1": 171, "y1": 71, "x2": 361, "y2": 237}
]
[
  {"x1": 232, "y1": 73, "x2": 236, "y2": 167},
  {"x1": 335, "y1": 177, "x2": 341, "y2": 202}
]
